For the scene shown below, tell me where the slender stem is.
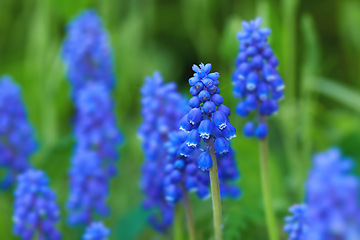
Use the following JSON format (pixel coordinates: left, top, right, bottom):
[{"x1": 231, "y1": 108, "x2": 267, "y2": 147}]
[
  {"x1": 259, "y1": 137, "x2": 279, "y2": 240},
  {"x1": 209, "y1": 139, "x2": 223, "y2": 240},
  {"x1": 182, "y1": 189, "x2": 196, "y2": 240},
  {"x1": 173, "y1": 205, "x2": 184, "y2": 240}
]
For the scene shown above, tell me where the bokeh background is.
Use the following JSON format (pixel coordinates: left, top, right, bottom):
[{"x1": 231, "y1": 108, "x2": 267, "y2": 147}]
[{"x1": 0, "y1": 0, "x2": 360, "y2": 239}]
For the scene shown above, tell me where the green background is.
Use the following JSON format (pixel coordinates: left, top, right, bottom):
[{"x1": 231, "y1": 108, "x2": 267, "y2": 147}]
[{"x1": 0, "y1": 0, "x2": 360, "y2": 239}]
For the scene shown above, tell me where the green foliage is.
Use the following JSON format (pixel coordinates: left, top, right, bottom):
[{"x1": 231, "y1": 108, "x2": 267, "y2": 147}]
[{"x1": 0, "y1": 0, "x2": 359, "y2": 239}]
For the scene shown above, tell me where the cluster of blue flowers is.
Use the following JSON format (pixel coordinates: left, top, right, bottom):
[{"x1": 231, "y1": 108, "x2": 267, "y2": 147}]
[
  {"x1": 73, "y1": 83, "x2": 122, "y2": 177},
  {"x1": 180, "y1": 63, "x2": 236, "y2": 171},
  {"x1": 62, "y1": 10, "x2": 122, "y2": 227},
  {"x1": 83, "y1": 222, "x2": 110, "y2": 240},
  {"x1": 216, "y1": 149, "x2": 241, "y2": 198},
  {"x1": 0, "y1": 76, "x2": 37, "y2": 190},
  {"x1": 164, "y1": 129, "x2": 241, "y2": 204},
  {"x1": 139, "y1": 72, "x2": 188, "y2": 232},
  {"x1": 232, "y1": 18, "x2": 284, "y2": 139},
  {"x1": 283, "y1": 204, "x2": 308, "y2": 240},
  {"x1": 67, "y1": 83, "x2": 122, "y2": 226},
  {"x1": 62, "y1": 10, "x2": 115, "y2": 96},
  {"x1": 163, "y1": 130, "x2": 210, "y2": 204},
  {"x1": 67, "y1": 150, "x2": 110, "y2": 225},
  {"x1": 305, "y1": 148, "x2": 360, "y2": 239},
  {"x1": 284, "y1": 148, "x2": 360, "y2": 240},
  {"x1": 13, "y1": 169, "x2": 61, "y2": 240}
]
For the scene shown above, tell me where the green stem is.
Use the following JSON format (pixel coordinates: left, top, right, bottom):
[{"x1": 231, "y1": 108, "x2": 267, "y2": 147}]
[
  {"x1": 174, "y1": 205, "x2": 184, "y2": 240},
  {"x1": 183, "y1": 190, "x2": 196, "y2": 240},
  {"x1": 259, "y1": 137, "x2": 279, "y2": 240},
  {"x1": 209, "y1": 139, "x2": 223, "y2": 240}
]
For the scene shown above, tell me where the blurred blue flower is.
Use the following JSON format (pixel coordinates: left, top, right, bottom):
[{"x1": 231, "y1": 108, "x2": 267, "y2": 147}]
[
  {"x1": 180, "y1": 63, "x2": 236, "y2": 171},
  {"x1": 283, "y1": 204, "x2": 308, "y2": 240},
  {"x1": 217, "y1": 149, "x2": 241, "y2": 199},
  {"x1": 67, "y1": 83, "x2": 122, "y2": 226},
  {"x1": 62, "y1": 10, "x2": 115, "y2": 96},
  {"x1": 232, "y1": 17, "x2": 284, "y2": 139},
  {"x1": 285, "y1": 148, "x2": 360, "y2": 240},
  {"x1": 139, "y1": 72, "x2": 188, "y2": 232},
  {"x1": 67, "y1": 150, "x2": 110, "y2": 226},
  {"x1": 305, "y1": 148, "x2": 360, "y2": 239},
  {"x1": 83, "y1": 222, "x2": 110, "y2": 240},
  {"x1": 74, "y1": 83, "x2": 122, "y2": 177},
  {"x1": 0, "y1": 76, "x2": 37, "y2": 190},
  {"x1": 163, "y1": 131, "x2": 210, "y2": 204},
  {"x1": 13, "y1": 169, "x2": 61, "y2": 240}
]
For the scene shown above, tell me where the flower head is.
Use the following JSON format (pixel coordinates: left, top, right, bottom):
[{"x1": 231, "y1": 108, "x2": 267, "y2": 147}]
[
  {"x1": 305, "y1": 148, "x2": 360, "y2": 239},
  {"x1": 62, "y1": 10, "x2": 115, "y2": 96},
  {"x1": 232, "y1": 17, "x2": 283, "y2": 139},
  {"x1": 74, "y1": 83, "x2": 122, "y2": 177},
  {"x1": 13, "y1": 169, "x2": 61, "y2": 240},
  {"x1": 284, "y1": 204, "x2": 308, "y2": 240},
  {"x1": 67, "y1": 83, "x2": 122, "y2": 226},
  {"x1": 139, "y1": 72, "x2": 188, "y2": 232},
  {"x1": 0, "y1": 76, "x2": 37, "y2": 189},
  {"x1": 67, "y1": 150, "x2": 110, "y2": 226},
  {"x1": 217, "y1": 149, "x2": 241, "y2": 199},
  {"x1": 180, "y1": 63, "x2": 236, "y2": 171},
  {"x1": 83, "y1": 222, "x2": 110, "y2": 240},
  {"x1": 163, "y1": 131, "x2": 210, "y2": 205}
]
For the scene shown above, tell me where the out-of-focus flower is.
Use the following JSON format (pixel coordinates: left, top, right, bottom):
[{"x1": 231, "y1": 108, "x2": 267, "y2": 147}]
[
  {"x1": 13, "y1": 169, "x2": 61, "y2": 240},
  {"x1": 74, "y1": 83, "x2": 122, "y2": 177},
  {"x1": 305, "y1": 148, "x2": 360, "y2": 239},
  {"x1": 67, "y1": 150, "x2": 110, "y2": 226},
  {"x1": 163, "y1": 131, "x2": 210, "y2": 204},
  {"x1": 62, "y1": 10, "x2": 115, "y2": 96},
  {"x1": 285, "y1": 148, "x2": 360, "y2": 240},
  {"x1": 0, "y1": 76, "x2": 37, "y2": 189},
  {"x1": 232, "y1": 17, "x2": 284, "y2": 139},
  {"x1": 164, "y1": 131, "x2": 241, "y2": 205},
  {"x1": 83, "y1": 222, "x2": 110, "y2": 240},
  {"x1": 139, "y1": 72, "x2": 188, "y2": 232},
  {"x1": 284, "y1": 204, "x2": 308, "y2": 240},
  {"x1": 217, "y1": 149, "x2": 241, "y2": 199},
  {"x1": 67, "y1": 83, "x2": 122, "y2": 226}
]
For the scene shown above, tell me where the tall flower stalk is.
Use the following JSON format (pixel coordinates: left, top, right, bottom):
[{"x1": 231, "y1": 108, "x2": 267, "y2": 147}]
[
  {"x1": 66, "y1": 83, "x2": 122, "y2": 225},
  {"x1": 180, "y1": 63, "x2": 238, "y2": 240},
  {"x1": 233, "y1": 17, "x2": 284, "y2": 240},
  {"x1": 61, "y1": 10, "x2": 122, "y2": 226},
  {"x1": 164, "y1": 130, "x2": 210, "y2": 240},
  {"x1": 284, "y1": 148, "x2": 360, "y2": 239},
  {"x1": 0, "y1": 76, "x2": 37, "y2": 190},
  {"x1": 138, "y1": 72, "x2": 189, "y2": 233}
]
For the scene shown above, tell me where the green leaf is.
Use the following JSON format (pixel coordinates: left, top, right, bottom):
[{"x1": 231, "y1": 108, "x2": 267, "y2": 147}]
[{"x1": 312, "y1": 78, "x2": 360, "y2": 114}]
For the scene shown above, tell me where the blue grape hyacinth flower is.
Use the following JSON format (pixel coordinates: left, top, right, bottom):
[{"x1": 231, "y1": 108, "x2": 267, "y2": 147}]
[
  {"x1": 74, "y1": 83, "x2": 122, "y2": 177},
  {"x1": 232, "y1": 17, "x2": 284, "y2": 139},
  {"x1": 284, "y1": 204, "x2": 308, "y2": 240},
  {"x1": 0, "y1": 76, "x2": 37, "y2": 190},
  {"x1": 83, "y1": 222, "x2": 110, "y2": 240},
  {"x1": 163, "y1": 131, "x2": 210, "y2": 204},
  {"x1": 139, "y1": 72, "x2": 188, "y2": 232},
  {"x1": 67, "y1": 150, "x2": 110, "y2": 226},
  {"x1": 13, "y1": 169, "x2": 61, "y2": 240},
  {"x1": 164, "y1": 131, "x2": 241, "y2": 204},
  {"x1": 305, "y1": 148, "x2": 360, "y2": 239},
  {"x1": 180, "y1": 63, "x2": 236, "y2": 171},
  {"x1": 62, "y1": 10, "x2": 115, "y2": 96},
  {"x1": 67, "y1": 83, "x2": 122, "y2": 226},
  {"x1": 217, "y1": 149, "x2": 242, "y2": 199}
]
